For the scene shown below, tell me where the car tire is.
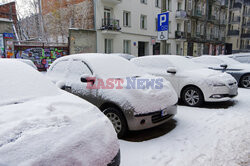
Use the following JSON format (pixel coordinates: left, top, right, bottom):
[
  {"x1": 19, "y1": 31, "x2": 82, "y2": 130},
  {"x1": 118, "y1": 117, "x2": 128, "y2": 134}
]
[
  {"x1": 182, "y1": 86, "x2": 204, "y2": 107},
  {"x1": 240, "y1": 74, "x2": 250, "y2": 88},
  {"x1": 103, "y1": 107, "x2": 128, "y2": 138}
]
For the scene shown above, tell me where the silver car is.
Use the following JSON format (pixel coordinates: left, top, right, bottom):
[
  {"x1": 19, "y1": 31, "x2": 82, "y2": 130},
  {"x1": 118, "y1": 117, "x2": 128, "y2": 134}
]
[
  {"x1": 47, "y1": 53, "x2": 178, "y2": 138},
  {"x1": 193, "y1": 55, "x2": 250, "y2": 88}
]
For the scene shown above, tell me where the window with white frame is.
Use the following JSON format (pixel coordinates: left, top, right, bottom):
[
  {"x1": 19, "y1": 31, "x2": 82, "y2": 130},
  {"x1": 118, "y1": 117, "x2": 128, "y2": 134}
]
[
  {"x1": 140, "y1": 15, "x2": 147, "y2": 29},
  {"x1": 123, "y1": 40, "x2": 131, "y2": 54},
  {"x1": 167, "y1": 0, "x2": 172, "y2": 11},
  {"x1": 188, "y1": 0, "x2": 192, "y2": 11},
  {"x1": 187, "y1": 21, "x2": 191, "y2": 33},
  {"x1": 141, "y1": 0, "x2": 147, "y2": 4},
  {"x1": 123, "y1": 11, "x2": 131, "y2": 27},
  {"x1": 155, "y1": 0, "x2": 161, "y2": 7},
  {"x1": 105, "y1": 39, "x2": 113, "y2": 53}
]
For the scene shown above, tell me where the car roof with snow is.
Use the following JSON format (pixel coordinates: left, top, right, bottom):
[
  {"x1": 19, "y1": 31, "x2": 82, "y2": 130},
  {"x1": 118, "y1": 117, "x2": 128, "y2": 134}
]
[{"x1": 49, "y1": 53, "x2": 146, "y2": 78}]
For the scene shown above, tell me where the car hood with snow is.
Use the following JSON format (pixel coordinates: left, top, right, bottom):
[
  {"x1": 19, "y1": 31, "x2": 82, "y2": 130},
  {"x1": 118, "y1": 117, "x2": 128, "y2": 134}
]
[{"x1": 0, "y1": 60, "x2": 119, "y2": 166}]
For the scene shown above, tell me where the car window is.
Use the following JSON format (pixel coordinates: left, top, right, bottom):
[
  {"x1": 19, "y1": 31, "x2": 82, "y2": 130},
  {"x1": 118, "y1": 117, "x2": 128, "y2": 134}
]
[
  {"x1": 234, "y1": 56, "x2": 250, "y2": 63},
  {"x1": 194, "y1": 57, "x2": 224, "y2": 65},
  {"x1": 68, "y1": 60, "x2": 92, "y2": 81},
  {"x1": 51, "y1": 60, "x2": 69, "y2": 73},
  {"x1": 133, "y1": 57, "x2": 171, "y2": 69}
]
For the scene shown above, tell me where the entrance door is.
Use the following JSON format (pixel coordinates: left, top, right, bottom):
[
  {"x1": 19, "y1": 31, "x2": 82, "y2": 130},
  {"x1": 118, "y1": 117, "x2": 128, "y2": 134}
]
[
  {"x1": 153, "y1": 43, "x2": 160, "y2": 55},
  {"x1": 138, "y1": 42, "x2": 145, "y2": 57}
]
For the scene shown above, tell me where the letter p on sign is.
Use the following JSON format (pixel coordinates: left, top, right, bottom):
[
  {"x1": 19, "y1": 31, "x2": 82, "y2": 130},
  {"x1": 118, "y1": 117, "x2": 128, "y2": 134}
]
[{"x1": 157, "y1": 12, "x2": 169, "y2": 32}]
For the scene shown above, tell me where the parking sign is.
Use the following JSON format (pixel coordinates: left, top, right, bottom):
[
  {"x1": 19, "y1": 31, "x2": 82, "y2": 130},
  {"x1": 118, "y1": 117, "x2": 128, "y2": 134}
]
[{"x1": 157, "y1": 12, "x2": 169, "y2": 40}]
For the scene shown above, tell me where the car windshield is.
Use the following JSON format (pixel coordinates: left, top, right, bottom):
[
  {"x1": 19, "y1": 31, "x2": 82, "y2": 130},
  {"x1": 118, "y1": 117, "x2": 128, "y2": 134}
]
[
  {"x1": 86, "y1": 55, "x2": 146, "y2": 78},
  {"x1": 218, "y1": 57, "x2": 242, "y2": 65},
  {"x1": 0, "y1": 60, "x2": 59, "y2": 106}
]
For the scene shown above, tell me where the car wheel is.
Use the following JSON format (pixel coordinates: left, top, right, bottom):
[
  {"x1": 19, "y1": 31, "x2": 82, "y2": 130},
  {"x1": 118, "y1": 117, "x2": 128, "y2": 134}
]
[
  {"x1": 103, "y1": 107, "x2": 128, "y2": 138},
  {"x1": 240, "y1": 74, "x2": 250, "y2": 88},
  {"x1": 182, "y1": 86, "x2": 204, "y2": 107}
]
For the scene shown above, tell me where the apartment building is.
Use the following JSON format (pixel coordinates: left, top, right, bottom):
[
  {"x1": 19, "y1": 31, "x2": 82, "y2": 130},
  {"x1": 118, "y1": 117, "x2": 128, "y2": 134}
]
[
  {"x1": 41, "y1": 0, "x2": 162, "y2": 56},
  {"x1": 182, "y1": 0, "x2": 228, "y2": 56},
  {"x1": 227, "y1": 0, "x2": 250, "y2": 52}
]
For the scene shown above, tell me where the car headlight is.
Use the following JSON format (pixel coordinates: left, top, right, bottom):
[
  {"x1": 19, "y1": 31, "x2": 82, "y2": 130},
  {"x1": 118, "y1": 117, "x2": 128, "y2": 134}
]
[{"x1": 213, "y1": 83, "x2": 226, "y2": 87}]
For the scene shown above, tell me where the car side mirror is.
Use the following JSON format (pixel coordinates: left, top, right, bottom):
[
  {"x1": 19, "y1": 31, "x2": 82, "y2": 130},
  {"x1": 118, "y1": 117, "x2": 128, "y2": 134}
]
[
  {"x1": 167, "y1": 67, "x2": 177, "y2": 74},
  {"x1": 80, "y1": 74, "x2": 95, "y2": 84},
  {"x1": 220, "y1": 64, "x2": 228, "y2": 69}
]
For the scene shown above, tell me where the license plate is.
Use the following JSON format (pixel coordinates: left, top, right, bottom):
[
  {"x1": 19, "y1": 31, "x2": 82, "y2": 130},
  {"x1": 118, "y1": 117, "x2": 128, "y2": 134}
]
[{"x1": 161, "y1": 109, "x2": 168, "y2": 117}]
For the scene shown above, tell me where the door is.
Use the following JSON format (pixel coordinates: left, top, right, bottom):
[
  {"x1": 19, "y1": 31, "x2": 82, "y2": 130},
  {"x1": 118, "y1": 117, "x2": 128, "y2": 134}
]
[
  {"x1": 138, "y1": 42, "x2": 145, "y2": 57},
  {"x1": 66, "y1": 59, "x2": 97, "y2": 105},
  {"x1": 153, "y1": 43, "x2": 160, "y2": 55}
]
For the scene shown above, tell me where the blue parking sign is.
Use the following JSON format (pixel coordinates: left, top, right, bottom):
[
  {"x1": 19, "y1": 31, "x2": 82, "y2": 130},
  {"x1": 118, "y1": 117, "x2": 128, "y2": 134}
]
[{"x1": 157, "y1": 12, "x2": 169, "y2": 32}]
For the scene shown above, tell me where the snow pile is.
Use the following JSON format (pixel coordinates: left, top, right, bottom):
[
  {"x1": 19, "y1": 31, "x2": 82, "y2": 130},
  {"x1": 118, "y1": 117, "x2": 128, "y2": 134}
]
[{"x1": 0, "y1": 59, "x2": 59, "y2": 106}]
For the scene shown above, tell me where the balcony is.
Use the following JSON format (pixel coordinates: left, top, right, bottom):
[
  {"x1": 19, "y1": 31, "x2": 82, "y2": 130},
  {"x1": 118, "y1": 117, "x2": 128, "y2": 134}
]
[
  {"x1": 230, "y1": 2, "x2": 242, "y2": 10},
  {"x1": 241, "y1": 33, "x2": 250, "y2": 38},
  {"x1": 175, "y1": 31, "x2": 186, "y2": 39},
  {"x1": 229, "y1": 16, "x2": 241, "y2": 24},
  {"x1": 100, "y1": 18, "x2": 121, "y2": 34},
  {"x1": 228, "y1": 30, "x2": 240, "y2": 36},
  {"x1": 220, "y1": 19, "x2": 227, "y2": 25},
  {"x1": 242, "y1": 22, "x2": 250, "y2": 28},
  {"x1": 102, "y1": 0, "x2": 121, "y2": 5},
  {"x1": 176, "y1": 10, "x2": 187, "y2": 20},
  {"x1": 193, "y1": 9, "x2": 203, "y2": 17}
]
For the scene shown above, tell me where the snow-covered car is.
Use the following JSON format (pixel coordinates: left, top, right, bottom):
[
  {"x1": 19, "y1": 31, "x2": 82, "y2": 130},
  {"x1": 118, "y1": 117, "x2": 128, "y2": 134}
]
[
  {"x1": 47, "y1": 53, "x2": 178, "y2": 138},
  {"x1": 228, "y1": 53, "x2": 250, "y2": 64},
  {"x1": 193, "y1": 55, "x2": 250, "y2": 88},
  {"x1": 15, "y1": 58, "x2": 38, "y2": 70},
  {"x1": 131, "y1": 55, "x2": 238, "y2": 107},
  {"x1": 0, "y1": 59, "x2": 120, "y2": 166},
  {"x1": 111, "y1": 53, "x2": 136, "y2": 60}
]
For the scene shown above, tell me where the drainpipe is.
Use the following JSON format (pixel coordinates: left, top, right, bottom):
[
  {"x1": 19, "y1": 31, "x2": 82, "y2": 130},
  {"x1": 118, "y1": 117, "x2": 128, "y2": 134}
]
[{"x1": 94, "y1": 0, "x2": 98, "y2": 53}]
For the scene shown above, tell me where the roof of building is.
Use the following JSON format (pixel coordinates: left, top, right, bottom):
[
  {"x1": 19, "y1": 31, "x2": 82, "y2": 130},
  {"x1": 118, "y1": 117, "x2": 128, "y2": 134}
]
[
  {"x1": 0, "y1": 18, "x2": 13, "y2": 23},
  {"x1": 0, "y1": 1, "x2": 16, "y2": 6}
]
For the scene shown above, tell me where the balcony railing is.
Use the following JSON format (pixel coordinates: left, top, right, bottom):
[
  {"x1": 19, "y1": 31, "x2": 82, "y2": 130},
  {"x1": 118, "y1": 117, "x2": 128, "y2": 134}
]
[
  {"x1": 192, "y1": 9, "x2": 203, "y2": 17},
  {"x1": 243, "y1": 22, "x2": 250, "y2": 27},
  {"x1": 101, "y1": 18, "x2": 121, "y2": 31},
  {"x1": 229, "y1": 17, "x2": 241, "y2": 24},
  {"x1": 175, "y1": 31, "x2": 186, "y2": 39},
  {"x1": 176, "y1": 10, "x2": 187, "y2": 19},
  {"x1": 228, "y1": 30, "x2": 240, "y2": 36},
  {"x1": 241, "y1": 33, "x2": 250, "y2": 38}
]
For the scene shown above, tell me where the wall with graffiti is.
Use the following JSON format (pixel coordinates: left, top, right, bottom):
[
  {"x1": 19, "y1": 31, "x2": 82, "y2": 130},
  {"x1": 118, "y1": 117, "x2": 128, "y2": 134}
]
[{"x1": 15, "y1": 47, "x2": 68, "y2": 71}]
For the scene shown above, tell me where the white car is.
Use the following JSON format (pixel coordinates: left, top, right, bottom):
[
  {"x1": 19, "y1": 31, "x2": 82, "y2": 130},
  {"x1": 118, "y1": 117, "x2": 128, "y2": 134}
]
[
  {"x1": 47, "y1": 53, "x2": 178, "y2": 138},
  {"x1": 131, "y1": 55, "x2": 238, "y2": 107},
  {"x1": 0, "y1": 59, "x2": 120, "y2": 166},
  {"x1": 193, "y1": 55, "x2": 250, "y2": 88},
  {"x1": 228, "y1": 53, "x2": 250, "y2": 64}
]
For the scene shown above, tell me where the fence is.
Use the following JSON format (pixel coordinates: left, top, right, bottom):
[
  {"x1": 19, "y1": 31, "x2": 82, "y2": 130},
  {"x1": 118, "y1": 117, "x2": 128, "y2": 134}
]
[{"x1": 14, "y1": 41, "x2": 69, "y2": 71}]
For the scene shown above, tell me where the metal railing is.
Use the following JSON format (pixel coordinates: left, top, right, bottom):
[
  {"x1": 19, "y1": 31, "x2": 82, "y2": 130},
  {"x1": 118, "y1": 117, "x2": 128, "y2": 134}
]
[
  {"x1": 101, "y1": 18, "x2": 121, "y2": 31},
  {"x1": 175, "y1": 31, "x2": 186, "y2": 39},
  {"x1": 176, "y1": 10, "x2": 187, "y2": 19},
  {"x1": 228, "y1": 30, "x2": 240, "y2": 36}
]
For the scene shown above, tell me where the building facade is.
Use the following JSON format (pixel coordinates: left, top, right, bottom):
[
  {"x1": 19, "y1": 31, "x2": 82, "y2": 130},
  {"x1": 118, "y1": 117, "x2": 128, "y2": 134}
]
[
  {"x1": 182, "y1": 0, "x2": 228, "y2": 56},
  {"x1": 227, "y1": 0, "x2": 250, "y2": 52}
]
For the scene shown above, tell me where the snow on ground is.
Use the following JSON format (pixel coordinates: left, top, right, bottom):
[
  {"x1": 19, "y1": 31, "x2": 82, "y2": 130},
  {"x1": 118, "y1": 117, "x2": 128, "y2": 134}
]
[{"x1": 120, "y1": 88, "x2": 250, "y2": 166}]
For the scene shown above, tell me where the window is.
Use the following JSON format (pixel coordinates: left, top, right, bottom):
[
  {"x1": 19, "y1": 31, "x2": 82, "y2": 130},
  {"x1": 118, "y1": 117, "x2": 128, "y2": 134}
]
[
  {"x1": 187, "y1": 21, "x2": 191, "y2": 33},
  {"x1": 123, "y1": 11, "x2": 131, "y2": 27},
  {"x1": 140, "y1": 15, "x2": 147, "y2": 29},
  {"x1": 177, "y1": 23, "x2": 181, "y2": 31},
  {"x1": 167, "y1": 0, "x2": 172, "y2": 11},
  {"x1": 177, "y1": 2, "x2": 181, "y2": 10},
  {"x1": 68, "y1": 60, "x2": 92, "y2": 81},
  {"x1": 166, "y1": 43, "x2": 171, "y2": 54},
  {"x1": 155, "y1": 0, "x2": 161, "y2": 8},
  {"x1": 141, "y1": 0, "x2": 147, "y2": 4},
  {"x1": 188, "y1": 0, "x2": 192, "y2": 10},
  {"x1": 155, "y1": 18, "x2": 158, "y2": 31},
  {"x1": 123, "y1": 40, "x2": 131, "y2": 54},
  {"x1": 105, "y1": 39, "x2": 113, "y2": 53},
  {"x1": 176, "y1": 44, "x2": 180, "y2": 55},
  {"x1": 168, "y1": 21, "x2": 171, "y2": 33}
]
